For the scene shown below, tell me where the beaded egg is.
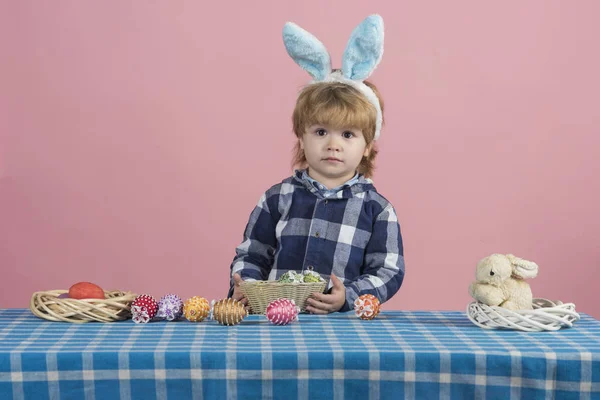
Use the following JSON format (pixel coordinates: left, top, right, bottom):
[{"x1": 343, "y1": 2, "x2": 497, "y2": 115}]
[
  {"x1": 183, "y1": 296, "x2": 210, "y2": 322},
  {"x1": 266, "y1": 298, "x2": 299, "y2": 325},
  {"x1": 278, "y1": 271, "x2": 304, "y2": 283},
  {"x1": 354, "y1": 294, "x2": 381, "y2": 320},
  {"x1": 131, "y1": 294, "x2": 159, "y2": 324},
  {"x1": 212, "y1": 298, "x2": 247, "y2": 326},
  {"x1": 157, "y1": 294, "x2": 183, "y2": 321},
  {"x1": 302, "y1": 269, "x2": 324, "y2": 283}
]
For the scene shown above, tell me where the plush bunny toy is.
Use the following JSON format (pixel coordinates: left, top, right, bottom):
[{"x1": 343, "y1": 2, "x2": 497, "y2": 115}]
[{"x1": 469, "y1": 254, "x2": 539, "y2": 310}]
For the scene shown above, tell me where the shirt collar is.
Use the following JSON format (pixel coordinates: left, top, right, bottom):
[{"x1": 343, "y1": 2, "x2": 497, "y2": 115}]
[
  {"x1": 300, "y1": 169, "x2": 360, "y2": 193},
  {"x1": 292, "y1": 169, "x2": 376, "y2": 199}
]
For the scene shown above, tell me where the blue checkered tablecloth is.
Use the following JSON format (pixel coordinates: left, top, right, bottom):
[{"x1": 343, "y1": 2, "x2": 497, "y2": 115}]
[{"x1": 0, "y1": 309, "x2": 599, "y2": 400}]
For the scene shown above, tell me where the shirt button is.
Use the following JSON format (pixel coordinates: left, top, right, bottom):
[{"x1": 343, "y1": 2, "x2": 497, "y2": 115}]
[{"x1": 315, "y1": 232, "x2": 320, "y2": 238}]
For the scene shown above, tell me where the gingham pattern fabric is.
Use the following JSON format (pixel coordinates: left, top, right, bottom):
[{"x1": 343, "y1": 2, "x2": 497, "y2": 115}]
[
  {"x1": 301, "y1": 169, "x2": 360, "y2": 198},
  {"x1": 229, "y1": 170, "x2": 405, "y2": 312},
  {"x1": 1, "y1": 309, "x2": 599, "y2": 400}
]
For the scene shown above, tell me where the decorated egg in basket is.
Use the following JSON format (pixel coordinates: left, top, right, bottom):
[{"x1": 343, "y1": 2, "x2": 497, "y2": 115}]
[
  {"x1": 302, "y1": 270, "x2": 325, "y2": 283},
  {"x1": 278, "y1": 271, "x2": 304, "y2": 283}
]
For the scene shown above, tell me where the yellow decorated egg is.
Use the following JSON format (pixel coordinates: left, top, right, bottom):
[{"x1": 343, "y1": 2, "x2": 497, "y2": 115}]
[{"x1": 183, "y1": 296, "x2": 210, "y2": 322}]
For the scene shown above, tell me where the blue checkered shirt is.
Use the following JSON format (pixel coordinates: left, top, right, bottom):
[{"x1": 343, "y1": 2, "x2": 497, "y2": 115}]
[
  {"x1": 229, "y1": 169, "x2": 405, "y2": 312},
  {"x1": 301, "y1": 169, "x2": 360, "y2": 198}
]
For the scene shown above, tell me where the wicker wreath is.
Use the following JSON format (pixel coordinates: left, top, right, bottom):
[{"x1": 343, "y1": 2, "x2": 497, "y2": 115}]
[
  {"x1": 240, "y1": 281, "x2": 327, "y2": 315},
  {"x1": 467, "y1": 298, "x2": 580, "y2": 332},
  {"x1": 30, "y1": 290, "x2": 137, "y2": 323}
]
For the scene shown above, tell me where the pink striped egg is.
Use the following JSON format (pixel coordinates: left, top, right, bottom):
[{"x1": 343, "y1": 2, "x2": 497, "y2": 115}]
[{"x1": 266, "y1": 298, "x2": 299, "y2": 325}]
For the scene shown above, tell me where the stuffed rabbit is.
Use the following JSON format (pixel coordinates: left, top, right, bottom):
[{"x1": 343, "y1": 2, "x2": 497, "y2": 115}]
[{"x1": 469, "y1": 254, "x2": 539, "y2": 310}]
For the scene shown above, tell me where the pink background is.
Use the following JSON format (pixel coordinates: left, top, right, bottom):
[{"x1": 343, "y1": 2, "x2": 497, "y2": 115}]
[{"x1": 1, "y1": 2, "x2": 599, "y2": 318}]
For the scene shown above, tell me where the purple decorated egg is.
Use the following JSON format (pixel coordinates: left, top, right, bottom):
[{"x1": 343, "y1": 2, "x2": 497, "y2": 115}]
[{"x1": 157, "y1": 294, "x2": 183, "y2": 321}]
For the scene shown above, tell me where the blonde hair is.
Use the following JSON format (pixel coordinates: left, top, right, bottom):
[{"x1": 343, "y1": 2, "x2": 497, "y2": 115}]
[{"x1": 291, "y1": 79, "x2": 384, "y2": 177}]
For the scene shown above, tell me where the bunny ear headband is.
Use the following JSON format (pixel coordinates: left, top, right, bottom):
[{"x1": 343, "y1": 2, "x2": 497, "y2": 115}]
[{"x1": 282, "y1": 14, "x2": 384, "y2": 140}]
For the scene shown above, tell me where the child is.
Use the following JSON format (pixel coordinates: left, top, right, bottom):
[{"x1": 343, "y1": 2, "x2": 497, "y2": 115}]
[{"x1": 228, "y1": 15, "x2": 404, "y2": 313}]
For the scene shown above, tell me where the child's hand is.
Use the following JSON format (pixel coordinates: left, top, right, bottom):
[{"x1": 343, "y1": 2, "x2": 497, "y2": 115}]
[
  {"x1": 231, "y1": 273, "x2": 249, "y2": 307},
  {"x1": 305, "y1": 273, "x2": 346, "y2": 314}
]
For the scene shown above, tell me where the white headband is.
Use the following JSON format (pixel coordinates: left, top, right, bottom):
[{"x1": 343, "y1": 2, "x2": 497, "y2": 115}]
[{"x1": 283, "y1": 15, "x2": 385, "y2": 140}]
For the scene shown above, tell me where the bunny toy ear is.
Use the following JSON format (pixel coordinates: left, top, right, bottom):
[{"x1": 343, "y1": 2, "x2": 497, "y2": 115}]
[
  {"x1": 342, "y1": 14, "x2": 384, "y2": 81},
  {"x1": 506, "y1": 254, "x2": 539, "y2": 279},
  {"x1": 283, "y1": 22, "x2": 332, "y2": 81}
]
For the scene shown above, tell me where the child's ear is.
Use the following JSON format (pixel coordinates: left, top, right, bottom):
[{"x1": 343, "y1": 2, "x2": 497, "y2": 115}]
[
  {"x1": 298, "y1": 137, "x2": 305, "y2": 150},
  {"x1": 363, "y1": 143, "x2": 372, "y2": 157}
]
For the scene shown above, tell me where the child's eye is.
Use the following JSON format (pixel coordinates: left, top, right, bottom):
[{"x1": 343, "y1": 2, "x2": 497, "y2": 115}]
[
  {"x1": 315, "y1": 129, "x2": 327, "y2": 136},
  {"x1": 342, "y1": 131, "x2": 355, "y2": 139}
]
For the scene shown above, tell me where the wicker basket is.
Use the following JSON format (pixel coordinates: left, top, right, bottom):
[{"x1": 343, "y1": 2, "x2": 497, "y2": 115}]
[
  {"x1": 467, "y1": 298, "x2": 580, "y2": 332},
  {"x1": 30, "y1": 290, "x2": 137, "y2": 323},
  {"x1": 240, "y1": 281, "x2": 327, "y2": 315}
]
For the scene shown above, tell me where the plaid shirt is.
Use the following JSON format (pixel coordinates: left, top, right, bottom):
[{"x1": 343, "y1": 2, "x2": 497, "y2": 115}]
[{"x1": 229, "y1": 170, "x2": 405, "y2": 312}]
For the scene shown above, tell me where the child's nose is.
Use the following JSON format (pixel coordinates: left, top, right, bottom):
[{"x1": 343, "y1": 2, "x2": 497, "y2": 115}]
[{"x1": 327, "y1": 136, "x2": 342, "y2": 151}]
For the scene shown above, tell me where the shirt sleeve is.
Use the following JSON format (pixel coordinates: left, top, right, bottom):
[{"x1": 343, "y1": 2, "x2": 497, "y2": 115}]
[
  {"x1": 228, "y1": 192, "x2": 278, "y2": 297},
  {"x1": 340, "y1": 204, "x2": 405, "y2": 311}
]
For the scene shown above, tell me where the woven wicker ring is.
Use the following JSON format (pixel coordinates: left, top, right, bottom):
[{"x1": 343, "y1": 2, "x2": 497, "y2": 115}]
[
  {"x1": 30, "y1": 290, "x2": 137, "y2": 323},
  {"x1": 467, "y1": 298, "x2": 580, "y2": 332}
]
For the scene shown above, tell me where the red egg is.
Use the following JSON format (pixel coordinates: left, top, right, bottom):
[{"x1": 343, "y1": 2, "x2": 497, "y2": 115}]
[
  {"x1": 68, "y1": 282, "x2": 105, "y2": 300},
  {"x1": 131, "y1": 294, "x2": 159, "y2": 324}
]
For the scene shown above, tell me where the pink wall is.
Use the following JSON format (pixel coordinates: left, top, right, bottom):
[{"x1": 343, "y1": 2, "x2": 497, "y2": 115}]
[{"x1": 2, "y1": 2, "x2": 599, "y2": 318}]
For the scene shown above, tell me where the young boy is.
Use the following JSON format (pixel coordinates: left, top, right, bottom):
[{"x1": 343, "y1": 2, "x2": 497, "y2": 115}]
[{"x1": 228, "y1": 15, "x2": 405, "y2": 313}]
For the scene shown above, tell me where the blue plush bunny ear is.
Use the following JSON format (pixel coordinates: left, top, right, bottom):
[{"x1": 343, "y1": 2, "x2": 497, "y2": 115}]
[
  {"x1": 341, "y1": 15, "x2": 384, "y2": 81},
  {"x1": 283, "y1": 22, "x2": 331, "y2": 81}
]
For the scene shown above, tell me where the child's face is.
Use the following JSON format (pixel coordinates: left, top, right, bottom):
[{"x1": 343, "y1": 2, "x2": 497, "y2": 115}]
[{"x1": 299, "y1": 124, "x2": 371, "y2": 187}]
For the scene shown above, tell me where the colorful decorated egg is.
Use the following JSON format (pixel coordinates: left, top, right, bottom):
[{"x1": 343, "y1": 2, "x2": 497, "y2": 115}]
[
  {"x1": 354, "y1": 294, "x2": 381, "y2": 320},
  {"x1": 302, "y1": 269, "x2": 324, "y2": 283},
  {"x1": 266, "y1": 298, "x2": 299, "y2": 325},
  {"x1": 131, "y1": 294, "x2": 159, "y2": 324},
  {"x1": 278, "y1": 271, "x2": 303, "y2": 283},
  {"x1": 157, "y1": 294, "x2": 183, "y2": 321},
  {"x1": 212, "y1": 298, "x2": 247, "y2": 326},
  {"x1": 183, "y1": 296, "x2": 210, "y2": 322}
]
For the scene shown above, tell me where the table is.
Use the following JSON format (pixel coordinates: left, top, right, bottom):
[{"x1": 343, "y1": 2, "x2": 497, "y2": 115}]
[{"x1": 0, "y1": 309, "x2": 599, "y2": 399}]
